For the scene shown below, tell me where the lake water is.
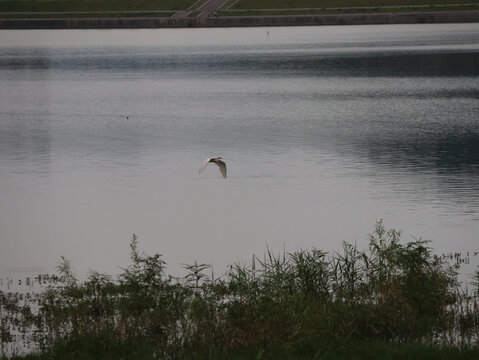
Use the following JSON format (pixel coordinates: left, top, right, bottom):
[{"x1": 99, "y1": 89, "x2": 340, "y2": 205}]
[{"x1": 0, "y1": 24, "x2": 478, "y2": 282}]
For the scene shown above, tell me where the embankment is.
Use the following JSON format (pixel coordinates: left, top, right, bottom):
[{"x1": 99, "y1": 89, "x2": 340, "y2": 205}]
[{"x1": 1, "y1": 10, "x2": 478, "y2": 29}]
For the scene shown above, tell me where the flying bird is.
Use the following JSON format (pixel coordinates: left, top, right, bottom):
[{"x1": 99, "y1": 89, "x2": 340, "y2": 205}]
[{"x1": 199, "y1": 157, "x2": 227, "y2": 179}]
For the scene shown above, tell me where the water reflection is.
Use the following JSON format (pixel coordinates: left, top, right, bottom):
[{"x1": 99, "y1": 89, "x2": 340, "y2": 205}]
[
  {"x1": 0, "y1": 58, "x2": 52, "y2": 173},
  {"x1": 0, "y1": 117, "x2": 51, "y2": 173},
  {"x1": 0, "y1": 25, "x2": 478, "y2": 277},
  {"x1": 1, "y1": 47, "x2": 478, "y2": 79}
]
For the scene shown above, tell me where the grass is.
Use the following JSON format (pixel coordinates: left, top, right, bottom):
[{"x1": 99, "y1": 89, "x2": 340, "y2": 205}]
[
  {"x1": 0, "y1": 11, "x2": 175, "y2": 19},
  {"x1": 231, "y1": 0, "x2": 477, "y2": 10},
  {"x1": 0, "y1": 0, "x2": 196, "y2": 13},
  {"x1": 218, "y1": 4, "x2": 479, "y2": 17},
  {"x1": 0, "y1": 0, "x2": 477, "y2": 19},
  {"x1": 7, "y1": 341, "x2": 478, "y2": 359},
  {"x1": 1, "y1": 221, "x2": 479, "y2": 359}
]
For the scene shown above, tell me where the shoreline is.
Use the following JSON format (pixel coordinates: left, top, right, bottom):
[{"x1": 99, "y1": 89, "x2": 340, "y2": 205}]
[{"x1": 1, "y1": 10, "x2": 478, "y2": 29}]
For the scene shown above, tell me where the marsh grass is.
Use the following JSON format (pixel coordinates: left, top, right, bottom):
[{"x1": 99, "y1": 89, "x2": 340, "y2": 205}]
[{"x1": 1, "y1": 221, "x2": 478, "y2": 359}]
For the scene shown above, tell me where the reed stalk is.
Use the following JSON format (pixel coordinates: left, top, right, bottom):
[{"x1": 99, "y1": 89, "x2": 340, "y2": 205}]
[{"x1": 1, "y1": 221, "x2": 478, "y2": 359}]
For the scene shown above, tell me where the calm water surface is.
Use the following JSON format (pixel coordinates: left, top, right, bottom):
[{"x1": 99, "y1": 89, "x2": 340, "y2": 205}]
[{"x1": 0, "y1": 24, "x2": 478, "y2": 280}]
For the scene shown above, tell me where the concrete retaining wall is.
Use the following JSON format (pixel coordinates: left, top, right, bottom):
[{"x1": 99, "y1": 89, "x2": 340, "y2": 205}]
[{"x1": 0, "y1": 11, "x2": 478, "y2": 29}]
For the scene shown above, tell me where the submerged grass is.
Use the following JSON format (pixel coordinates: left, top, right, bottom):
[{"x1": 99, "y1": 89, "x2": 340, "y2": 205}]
[{"x1": 1, "y1": 221, "x2": 478, "y2": 359}]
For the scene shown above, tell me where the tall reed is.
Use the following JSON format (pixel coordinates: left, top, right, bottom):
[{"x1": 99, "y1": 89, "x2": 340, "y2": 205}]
[{"x1": 1, "y1": 221, "x2": 478, "y2": 359}]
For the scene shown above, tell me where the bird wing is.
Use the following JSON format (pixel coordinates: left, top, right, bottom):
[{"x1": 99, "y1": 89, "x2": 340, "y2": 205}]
[
  {"x1": 215, "y1": 160, "x2": 227, "y2": 179},
  {"x1": 199, "y1": 158, "x2": 212, "y2": 174}
]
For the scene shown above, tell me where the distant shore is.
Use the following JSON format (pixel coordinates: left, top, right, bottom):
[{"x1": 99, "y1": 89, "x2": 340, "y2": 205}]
[{"x1": 1, "y1": 10, "x2": 478, "y2": 29}]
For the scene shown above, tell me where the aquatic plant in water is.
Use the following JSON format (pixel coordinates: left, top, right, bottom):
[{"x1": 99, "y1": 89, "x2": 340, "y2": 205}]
[{"x1": 1, "y1": 221, "x2": 478, "y2": 359}]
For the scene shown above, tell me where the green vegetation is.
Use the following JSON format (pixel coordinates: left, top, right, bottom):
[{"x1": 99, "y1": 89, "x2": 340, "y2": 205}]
[
  {"x1": 1, "y1": 221, "x2": 479, "y2": 359},
  {"x1": 0, "y1": 0, "x2": 195, "y2": 14},
  {"x1": 232, "y1": 0, "x2": 476, "y2": 9},
  {"x1": 222, "y1": 0, "x2": 479, "y2": 16},
  {"x1": 219, "y1": 4, "x2": 479, "y2": 17},
  {"x1": 1, "y1": 0, "x2": 477, "y2": 19},
  {"x1": 0, "y1": 11, "x2": 175, "y2": 19}
]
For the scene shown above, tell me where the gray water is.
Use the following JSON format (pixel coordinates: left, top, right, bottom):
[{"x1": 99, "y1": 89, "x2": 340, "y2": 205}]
[{"x1": 0, "y1": 24, "x2": 478, "y2": 281}]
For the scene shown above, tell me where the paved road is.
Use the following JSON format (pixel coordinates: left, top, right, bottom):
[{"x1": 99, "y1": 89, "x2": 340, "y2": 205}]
[
  {"x1": 170, "y1": 0, "x2": 230, "y2": 18},
  {"x1": 196, "y1": 0, "x2": 230, "y2": 17}
]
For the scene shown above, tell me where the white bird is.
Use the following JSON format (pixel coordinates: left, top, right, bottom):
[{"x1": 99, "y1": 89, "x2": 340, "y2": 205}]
[{"x1": 199, "y1": 157, "x2": 227, "y2": 179}]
